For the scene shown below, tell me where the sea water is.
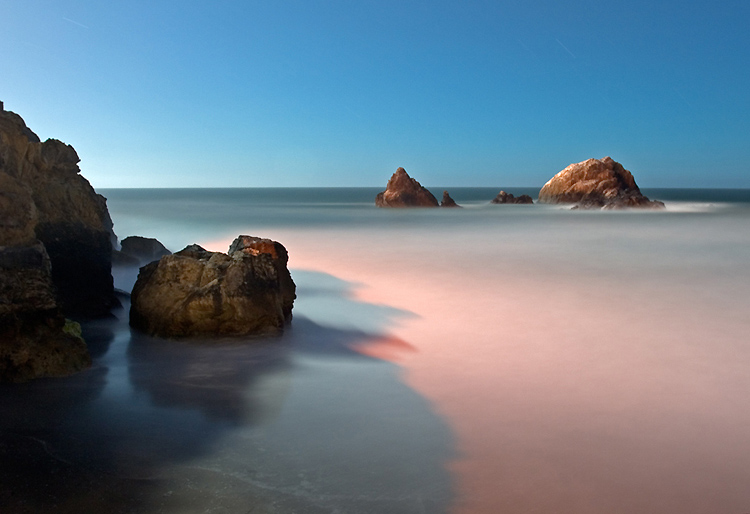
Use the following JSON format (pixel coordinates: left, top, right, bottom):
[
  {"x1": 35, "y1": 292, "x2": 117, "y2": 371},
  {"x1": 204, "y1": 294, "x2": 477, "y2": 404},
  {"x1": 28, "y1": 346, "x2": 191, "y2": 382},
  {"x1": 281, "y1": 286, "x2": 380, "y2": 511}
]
[{"x1": 2, "y1": 188, "x2": 750, "y2": 513}]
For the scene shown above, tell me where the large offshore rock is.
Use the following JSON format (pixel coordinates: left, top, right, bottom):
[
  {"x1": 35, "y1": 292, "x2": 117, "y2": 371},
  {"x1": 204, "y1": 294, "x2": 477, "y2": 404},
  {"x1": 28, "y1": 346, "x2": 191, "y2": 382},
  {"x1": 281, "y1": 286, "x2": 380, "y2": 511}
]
[
  {"x1": 375, "y1": 167, "x2": 439, "y2": 207},
  {"x1": 538, "y1": 157, "x2": 664, "y2": 209},
  {"x1": 130, "y1": 237, "x2": 296, "y2": 339},
  {"x1": 0, "y1": 106, "x2": 117, "y2": 316},
  {"x1": 0, "y1": 242, "x2": 90, "y2": 382}
]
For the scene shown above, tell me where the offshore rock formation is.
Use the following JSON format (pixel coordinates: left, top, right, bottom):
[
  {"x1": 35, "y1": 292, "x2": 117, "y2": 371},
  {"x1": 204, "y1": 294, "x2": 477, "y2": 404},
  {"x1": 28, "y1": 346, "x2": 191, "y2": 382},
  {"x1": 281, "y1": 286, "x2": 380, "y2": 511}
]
[
  {"x1": 0, "y1": 106, "x2": 117, "y2": 316},
  {"x1": 538, "y1": 157, "x2": 665, "y2": 209},
  {"x1": 115, "y1": 236, "x2": 171, "y2": 266},
  {"x1": 130, "y1": 236, "x2": 296, "y2": 339},
  {"x1": 440, "y1": 191, "x2": 460, "y2": 208},
  {"x1": 375, "y1": 167, "x2": 439, "y2": 207},
  {"x1": 491, "y1": 191, "x2": 534, "y2": 204}
]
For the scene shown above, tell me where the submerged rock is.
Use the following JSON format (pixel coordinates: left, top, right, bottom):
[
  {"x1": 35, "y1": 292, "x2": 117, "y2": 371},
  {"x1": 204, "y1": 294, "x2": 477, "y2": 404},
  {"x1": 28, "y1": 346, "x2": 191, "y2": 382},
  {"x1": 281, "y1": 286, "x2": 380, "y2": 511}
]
[
  {"x1": 538, "y1": 157, "x2": 665, "y2": 209},
  {"x1": 375, "y1": 167, "x2": 439, "y2": 207},
  {"x1": 490, "y1": 191, "x2": 534, "y2": 204},
  {"x1": 130, "y1": 236, "x2": 296, "y2": 339},
  {"x1": 440, "y1": 191, "x2": 460, "y2": 208}
]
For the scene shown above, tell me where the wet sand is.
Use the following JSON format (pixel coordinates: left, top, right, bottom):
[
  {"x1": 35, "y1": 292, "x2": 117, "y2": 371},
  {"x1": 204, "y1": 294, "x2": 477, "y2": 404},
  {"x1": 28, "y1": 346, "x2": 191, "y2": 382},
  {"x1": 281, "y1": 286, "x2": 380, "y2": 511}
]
[{"x1": 0, "y1": 277, "x2": 455, "y2": 513}]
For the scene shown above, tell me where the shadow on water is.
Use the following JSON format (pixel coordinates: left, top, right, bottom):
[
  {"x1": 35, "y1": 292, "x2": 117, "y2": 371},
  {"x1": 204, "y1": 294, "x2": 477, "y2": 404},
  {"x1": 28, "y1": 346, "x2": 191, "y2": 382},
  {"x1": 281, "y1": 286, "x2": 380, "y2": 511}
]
[{"x1": 0, "y1": 270, "x2": 455, "y2": 514}]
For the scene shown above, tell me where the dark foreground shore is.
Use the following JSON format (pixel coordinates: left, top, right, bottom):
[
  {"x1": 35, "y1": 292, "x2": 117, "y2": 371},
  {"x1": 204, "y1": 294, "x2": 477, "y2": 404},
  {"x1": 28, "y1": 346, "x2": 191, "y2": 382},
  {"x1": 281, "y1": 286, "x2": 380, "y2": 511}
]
[{"x1": 0, "y1": 287, "x2": 454, "y2": 514}]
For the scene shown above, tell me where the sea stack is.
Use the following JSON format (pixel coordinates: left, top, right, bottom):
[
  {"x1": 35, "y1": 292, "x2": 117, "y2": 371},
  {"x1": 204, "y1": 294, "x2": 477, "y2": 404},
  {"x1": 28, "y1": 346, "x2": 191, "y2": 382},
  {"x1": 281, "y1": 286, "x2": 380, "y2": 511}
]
[
  {"x1": 375, "y1": 167, "x2": 439, "y2": 207},
  {"x1": 130, "y1": 236, "x2": 296, "y2": 339},
  {"x1": 538, "y1": 157, "x2": 665, "y2": 209},
  {"x1": 441, "y1": 191, "x2": 460, "y2": 208}
]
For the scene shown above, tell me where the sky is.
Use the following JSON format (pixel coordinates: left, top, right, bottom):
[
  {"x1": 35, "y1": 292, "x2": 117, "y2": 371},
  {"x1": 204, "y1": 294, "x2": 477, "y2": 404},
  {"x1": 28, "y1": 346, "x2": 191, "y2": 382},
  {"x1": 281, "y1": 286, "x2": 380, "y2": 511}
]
[{"x1": 2, "y1": 0, "x2": 749, "y2": 188}]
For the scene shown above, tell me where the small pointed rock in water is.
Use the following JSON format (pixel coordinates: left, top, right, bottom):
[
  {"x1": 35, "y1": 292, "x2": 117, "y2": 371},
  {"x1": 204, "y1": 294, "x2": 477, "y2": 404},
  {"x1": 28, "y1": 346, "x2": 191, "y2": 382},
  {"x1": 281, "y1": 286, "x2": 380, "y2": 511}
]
[{"x1": 441, "y1": 191, "x2": 460, "y2": 208}]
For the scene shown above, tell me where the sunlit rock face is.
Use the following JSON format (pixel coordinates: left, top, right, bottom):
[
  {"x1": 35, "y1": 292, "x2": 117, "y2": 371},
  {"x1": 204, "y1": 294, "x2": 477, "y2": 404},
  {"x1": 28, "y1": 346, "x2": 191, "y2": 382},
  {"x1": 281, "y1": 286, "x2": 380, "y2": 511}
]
[
  {"x1": 538, "y1": 157, "x2": 665, "y2": 209},
  {"x1": 130, "y1": 236, "x2": 296, "y2": 339},
  {"x1": 440, "y1": 190, "x2": 460, "y2": 208},
  {"x1": 375, "y1": 167, "x2": 439, "y2": 207},
  {"x1": 0, "y1": 106, "x2": 117, "y2": 316},
  {"x1": 491, "y1": 191, "x2": 534, "y2": 204}
]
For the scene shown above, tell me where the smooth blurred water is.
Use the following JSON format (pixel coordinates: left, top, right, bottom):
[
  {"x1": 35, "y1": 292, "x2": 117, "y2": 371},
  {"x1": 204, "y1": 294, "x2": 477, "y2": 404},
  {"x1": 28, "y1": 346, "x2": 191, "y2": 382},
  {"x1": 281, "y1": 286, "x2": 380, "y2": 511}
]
[{"x1": 3, "y1": 187, "x2": 750, "y2": 513}]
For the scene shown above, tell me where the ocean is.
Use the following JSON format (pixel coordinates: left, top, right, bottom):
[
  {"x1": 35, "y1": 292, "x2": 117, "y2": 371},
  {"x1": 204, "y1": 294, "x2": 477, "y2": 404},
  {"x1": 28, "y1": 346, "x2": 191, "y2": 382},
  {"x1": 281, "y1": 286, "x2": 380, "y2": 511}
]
[{"x1": 3, "y1": 187, "x2": 750, "y2": 513}]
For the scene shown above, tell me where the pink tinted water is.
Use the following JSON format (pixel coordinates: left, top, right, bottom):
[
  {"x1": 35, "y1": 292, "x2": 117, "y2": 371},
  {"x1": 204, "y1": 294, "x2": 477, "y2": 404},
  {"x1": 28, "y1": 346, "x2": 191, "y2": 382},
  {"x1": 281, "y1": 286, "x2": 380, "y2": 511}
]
[{"x1": 206, "y1": 211, "x2": 750, "y2": 514}]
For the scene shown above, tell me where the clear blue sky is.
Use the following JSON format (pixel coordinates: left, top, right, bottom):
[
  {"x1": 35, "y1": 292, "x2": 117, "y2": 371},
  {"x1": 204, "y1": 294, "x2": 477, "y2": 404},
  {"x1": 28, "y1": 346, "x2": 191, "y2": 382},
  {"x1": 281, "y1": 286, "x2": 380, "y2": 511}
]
[{"x1": 2, "y1": 1, "x2": 749, "y2": 188}]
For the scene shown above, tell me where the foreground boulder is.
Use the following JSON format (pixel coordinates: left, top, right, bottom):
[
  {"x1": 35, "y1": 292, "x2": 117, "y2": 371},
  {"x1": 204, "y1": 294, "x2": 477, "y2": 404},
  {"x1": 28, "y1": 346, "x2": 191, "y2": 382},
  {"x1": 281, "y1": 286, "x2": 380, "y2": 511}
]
[
  {"x1": 0, "y1": 105, "x2": 117, "y2": 316},
  {"x1": 130, "y1": 236, "x2": 296, "y2": 338},
  {"x1": 538, "y1": 157, "x2": 664, "y2": 209},
  {"x1": 440, "y1": 191, "x2": 460, "y2": 208},
  {"x1": 0, "y1": 243, "x2": 90, "y2": 382},
  {"x1": 491, "y1": 191, "x2": 534, "y2": 204},
  {"x1": 375, "y1": 167, "x2": 439, "y2": 207}
]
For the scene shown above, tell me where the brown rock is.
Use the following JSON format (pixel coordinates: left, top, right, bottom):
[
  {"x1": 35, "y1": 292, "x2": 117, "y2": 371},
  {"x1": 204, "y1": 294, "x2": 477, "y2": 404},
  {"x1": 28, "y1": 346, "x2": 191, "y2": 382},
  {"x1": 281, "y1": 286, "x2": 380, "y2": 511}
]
[
  {"x1": 117, "y1": 236, "x2": 172, "y2": 266},
  {"x1": 0, "y1": 106, "x2": 117, "y2": 316},
  {"x1": 490, "y1": 191, "x2": 534, "y2": 204},
  {"x1": 227, "y1": 235, "x2": 296, "y2": 322},
  {"x1": 375, "y1": 168, "x2": 439, "y2": 207},
  {"x1": 130, "y1": 237, "x2": 296, "y2": 339},
  {"x1": 538, "y1": 157, "x2": 665, "y2": 209},
  {"x1": 440, "y1": 191, "x2": 460, "y2": 208},
  {"x1": 0, "y1": 242, "x2": 91, "y2": 382}
]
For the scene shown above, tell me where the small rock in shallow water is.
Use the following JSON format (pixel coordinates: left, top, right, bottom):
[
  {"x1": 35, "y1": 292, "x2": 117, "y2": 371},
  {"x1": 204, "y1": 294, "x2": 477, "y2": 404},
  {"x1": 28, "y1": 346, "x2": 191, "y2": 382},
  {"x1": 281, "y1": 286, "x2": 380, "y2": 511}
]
[
  {"x1": 441, "y1": 191, "x2": 461, "y2": 208},
  {"x1": 490, "y1": 191, "x2": 533, "y2": 204}
]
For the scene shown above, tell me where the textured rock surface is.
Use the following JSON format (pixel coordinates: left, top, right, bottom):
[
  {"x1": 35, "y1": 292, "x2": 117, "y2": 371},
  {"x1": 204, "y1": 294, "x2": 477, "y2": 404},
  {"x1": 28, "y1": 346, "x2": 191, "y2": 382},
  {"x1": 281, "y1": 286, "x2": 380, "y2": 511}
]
[
  {"x1": 0, "y1": 105, "x2": 120, "y2": 380},
  {"x1": 0, "y1": 106, "x2": 117, "y2": 316},
  {"x1": 490, "y1": 191, "x2": 534, "y2": 204},
  {"x1": 227, "y1": 235, "x2": 296, "y2": 322},
  {"x1": 375, "y1": 168, "x2": 439, "y2": 207},
  {"x1": 130, "y1": 237, "x2": 296, "y2": 339},
  {"x1": 440, "y1": 191, "x2": 460, "y2": 208},
  {"x1": 117, "y1": 236, "x2": 171, "y2": 266},
  {"x1": 538, "y1": 157, "x2": 665, "y2": 209},
  {"x1": 0, "y1": 242, "x2": 90, "y2": 382}
]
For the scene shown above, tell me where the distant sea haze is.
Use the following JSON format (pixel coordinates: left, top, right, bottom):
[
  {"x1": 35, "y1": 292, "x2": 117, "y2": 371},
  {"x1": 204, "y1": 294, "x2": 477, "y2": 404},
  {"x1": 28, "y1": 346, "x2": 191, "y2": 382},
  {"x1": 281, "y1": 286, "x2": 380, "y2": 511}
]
[{"x1": 5, "y1": 187, "x2": 750, "y2": 513}]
